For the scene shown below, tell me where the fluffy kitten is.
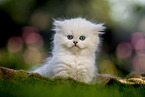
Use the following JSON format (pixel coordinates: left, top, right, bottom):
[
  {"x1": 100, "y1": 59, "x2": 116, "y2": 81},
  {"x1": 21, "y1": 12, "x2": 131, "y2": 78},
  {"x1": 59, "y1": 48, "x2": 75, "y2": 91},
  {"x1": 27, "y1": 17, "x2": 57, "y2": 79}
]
[{"x1": 33, "y1": 17, "x2": 105, "y2": 83}]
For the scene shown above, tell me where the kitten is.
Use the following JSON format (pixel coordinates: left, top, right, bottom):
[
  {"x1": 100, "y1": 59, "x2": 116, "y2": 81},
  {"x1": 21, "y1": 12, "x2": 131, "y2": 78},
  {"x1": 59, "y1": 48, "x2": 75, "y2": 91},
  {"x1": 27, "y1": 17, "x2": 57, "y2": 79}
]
[{"x1": 33, "y1": 17, "x2": 105, "y2": 83}]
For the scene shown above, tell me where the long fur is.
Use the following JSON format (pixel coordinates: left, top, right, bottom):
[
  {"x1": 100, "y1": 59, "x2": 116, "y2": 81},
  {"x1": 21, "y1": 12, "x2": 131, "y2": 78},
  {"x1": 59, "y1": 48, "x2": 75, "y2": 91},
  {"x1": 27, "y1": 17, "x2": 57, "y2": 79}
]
[{"x1": 33, "y1": 17, "x2": 105, "y2": 83}]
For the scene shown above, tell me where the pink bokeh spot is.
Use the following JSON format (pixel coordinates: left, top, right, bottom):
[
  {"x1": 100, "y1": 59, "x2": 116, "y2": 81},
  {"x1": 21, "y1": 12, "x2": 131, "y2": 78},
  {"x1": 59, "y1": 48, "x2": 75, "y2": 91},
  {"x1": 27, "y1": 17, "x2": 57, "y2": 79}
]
[
  {"x1": 7, "y1": 36, "x2": 24, "y2": 53},
  {"x1": 25, "y1": 32, "x2": 44, "y2": 50},
  {"x1": 116, "y1": 42, "x2": 132, "y2": 59},
  {"x1": 25, "y1": 32, "x2": 42, "y2": 44},
  {"x1": 23, "y1": 49, "x2": 42, "y2": 65},
  {"x1": 131, "y1": 32, "x2": 145, "y2": 50},
  {"x1": 132, "y1": 55, "x2": 145, "y2": 72},
  {"x1": 21, "y1": 26, "x2": 44, "y2": 50},
  {"x1": 136, "y1": 50, "x2": 145, "y2": 56},
  {"x1": 134, "y1": 38, "x2": 145, "y2": 50},
  {"x1": 22, "y1": 26, "x2": 38, "y2": 34}
]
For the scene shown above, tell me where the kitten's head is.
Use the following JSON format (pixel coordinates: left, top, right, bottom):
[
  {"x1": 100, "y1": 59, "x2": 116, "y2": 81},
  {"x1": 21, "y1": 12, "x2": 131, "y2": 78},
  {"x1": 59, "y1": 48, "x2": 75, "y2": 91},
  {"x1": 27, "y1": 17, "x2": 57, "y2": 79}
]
[{"x1": 52, "y1": 18, "x2": 105, "y2": 53}]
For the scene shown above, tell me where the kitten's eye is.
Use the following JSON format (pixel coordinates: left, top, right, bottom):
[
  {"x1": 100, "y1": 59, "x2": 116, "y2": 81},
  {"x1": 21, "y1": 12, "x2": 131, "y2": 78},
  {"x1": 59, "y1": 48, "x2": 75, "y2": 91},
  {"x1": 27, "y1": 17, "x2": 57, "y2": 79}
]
[
  {"x1": 79, "y1": 36, "x2": 86, "y2": 41},
  {"x1": 67, "y1": 35, "x2": 73, "y2": 40}
]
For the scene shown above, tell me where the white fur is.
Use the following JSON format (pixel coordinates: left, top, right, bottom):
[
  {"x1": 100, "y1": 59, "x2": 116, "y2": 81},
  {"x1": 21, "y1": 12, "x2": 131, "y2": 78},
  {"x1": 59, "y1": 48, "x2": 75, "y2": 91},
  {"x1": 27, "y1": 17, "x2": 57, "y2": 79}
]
[{"x1": 33, "y1": 17, "x2": 105, "y2": 83}]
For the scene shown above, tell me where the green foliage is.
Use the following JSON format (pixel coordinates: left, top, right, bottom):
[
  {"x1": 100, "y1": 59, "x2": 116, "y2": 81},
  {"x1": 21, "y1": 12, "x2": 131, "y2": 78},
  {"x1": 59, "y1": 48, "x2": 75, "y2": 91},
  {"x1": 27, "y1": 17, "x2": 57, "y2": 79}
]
[
  {"x1": 0, "y1": 47, "x2": 47, "y2": 70},
  {"x1": 0, "y1": 66, "x2": 145, "y2": 97},
  {"x1": 0, "y1": 0, "x2": 36, "y2": 24},
  {"x1": 1, "y1": 78, "x2": 145, "y2": 97},
  {"x1": 0, "y1": 48, "x2": 29, "y2": 70}
]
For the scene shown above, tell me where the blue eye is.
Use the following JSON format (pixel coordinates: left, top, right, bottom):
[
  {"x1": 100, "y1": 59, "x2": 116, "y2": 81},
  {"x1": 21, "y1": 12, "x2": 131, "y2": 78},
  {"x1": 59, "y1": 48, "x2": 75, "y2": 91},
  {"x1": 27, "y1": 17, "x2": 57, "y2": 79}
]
[
  {"x1": 79, "y1": 36, "x2": 86, "y2": 40},
  {"x1": 67, "y1": 35, "x2": 73, "y2": 40}
]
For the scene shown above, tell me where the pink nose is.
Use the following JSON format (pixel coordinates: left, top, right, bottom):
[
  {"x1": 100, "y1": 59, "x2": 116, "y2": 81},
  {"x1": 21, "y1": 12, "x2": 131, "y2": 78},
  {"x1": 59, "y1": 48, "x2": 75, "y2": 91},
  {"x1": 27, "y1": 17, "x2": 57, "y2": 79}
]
[{"x1": 73, "y1": 41, "x2": 78, "y2": 44}]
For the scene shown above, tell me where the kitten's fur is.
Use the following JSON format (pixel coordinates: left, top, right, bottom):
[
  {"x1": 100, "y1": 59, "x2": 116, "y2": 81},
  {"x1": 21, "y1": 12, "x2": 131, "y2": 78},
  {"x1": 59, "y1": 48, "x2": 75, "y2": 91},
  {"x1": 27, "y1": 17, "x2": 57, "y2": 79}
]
[{"x1": 33, "y1": 17, "x2": 105, "y2": 83}]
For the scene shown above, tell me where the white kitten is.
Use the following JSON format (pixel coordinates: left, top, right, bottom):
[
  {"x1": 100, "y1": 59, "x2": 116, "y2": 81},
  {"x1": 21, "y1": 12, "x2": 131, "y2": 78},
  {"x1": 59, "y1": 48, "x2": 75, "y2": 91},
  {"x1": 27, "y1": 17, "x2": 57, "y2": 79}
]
[{"x1": 33, "y1": 17, "x2": 105, "y2": 83}]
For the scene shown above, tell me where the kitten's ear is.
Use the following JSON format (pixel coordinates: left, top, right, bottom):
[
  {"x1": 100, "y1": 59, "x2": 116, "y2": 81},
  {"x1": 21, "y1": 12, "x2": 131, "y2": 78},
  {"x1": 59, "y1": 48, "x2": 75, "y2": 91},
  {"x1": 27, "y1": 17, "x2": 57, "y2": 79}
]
[
  {"x1": 52, "y1": 19, "x2": 63, "y2": 32},
  {"x1": 95, "y1": 23, "x2": 106, "y2": 34}
]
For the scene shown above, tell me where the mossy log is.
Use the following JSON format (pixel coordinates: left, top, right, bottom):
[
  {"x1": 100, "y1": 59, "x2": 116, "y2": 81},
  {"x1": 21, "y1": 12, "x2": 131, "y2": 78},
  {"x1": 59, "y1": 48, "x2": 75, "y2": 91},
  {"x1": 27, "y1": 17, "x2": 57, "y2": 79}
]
[{"x1": 0, "y1": 66, "x2": 145, "y2": 85}]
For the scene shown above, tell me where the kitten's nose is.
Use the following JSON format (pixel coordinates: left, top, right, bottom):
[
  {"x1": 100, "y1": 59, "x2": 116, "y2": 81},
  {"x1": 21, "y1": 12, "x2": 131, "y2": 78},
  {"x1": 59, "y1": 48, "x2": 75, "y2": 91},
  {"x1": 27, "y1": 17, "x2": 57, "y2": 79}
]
[{"x1": 73, "y1": 41, "x2": 78, "y2": 44}]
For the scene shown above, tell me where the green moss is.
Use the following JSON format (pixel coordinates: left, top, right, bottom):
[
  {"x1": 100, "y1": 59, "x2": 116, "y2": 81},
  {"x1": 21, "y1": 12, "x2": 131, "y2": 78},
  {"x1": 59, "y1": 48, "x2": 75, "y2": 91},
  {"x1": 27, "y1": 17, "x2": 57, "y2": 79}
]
[{"x1": 1, "y1": 66, "x2": 145, "y2": 97}]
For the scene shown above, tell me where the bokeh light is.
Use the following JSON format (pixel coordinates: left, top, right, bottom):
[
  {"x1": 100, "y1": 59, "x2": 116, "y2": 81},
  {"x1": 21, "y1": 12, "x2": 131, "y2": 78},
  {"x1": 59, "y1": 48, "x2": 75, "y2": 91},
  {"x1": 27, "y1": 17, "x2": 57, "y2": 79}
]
[
  {"x1": 25, "y1": 32, "x2": 44, "y2": 50},
  {"x1": 22, "y1": 26, "x2": 44, "y2": 50},
  {"x1": 7, "y1": 36, "x2": 24, "y2": 53},
  {"x1": 132, "y1": 55, "x2": 145, "y2": 72},
  {"x1": 22, "y1": 26, "x2": 38, "y2": 34},
  {"x1": 133, "y1": 38, "x2": 145, "y2": 50},
  {"x1": 29, "y1": 11, "x2": 50, "y2": 30},
  {"x1": 22, "y1": 26, "x2": 38, "y2": 40},
  {"x1": 116, "y1": 42, "x2": 132, "y2": 59},
  {"x1": 131, "y1": 32, "x2": 145, "y2": 50},
  {"x1": 23, "y1": 49, "x2": 43, "y2": 65}
]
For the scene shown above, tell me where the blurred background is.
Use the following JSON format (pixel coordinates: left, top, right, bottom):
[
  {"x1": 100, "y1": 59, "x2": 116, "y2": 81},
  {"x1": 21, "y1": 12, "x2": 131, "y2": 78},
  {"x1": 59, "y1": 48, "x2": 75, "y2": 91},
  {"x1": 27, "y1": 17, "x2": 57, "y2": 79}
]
[{"x1": 0, "y1": 0, "x2": 145, "y2": 77}]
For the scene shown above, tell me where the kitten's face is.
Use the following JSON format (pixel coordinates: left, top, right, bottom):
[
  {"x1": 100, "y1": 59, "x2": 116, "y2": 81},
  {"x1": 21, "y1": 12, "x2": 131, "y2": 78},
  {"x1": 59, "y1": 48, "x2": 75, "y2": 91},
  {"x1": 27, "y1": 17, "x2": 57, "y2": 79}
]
[
  {"x1": 54, "y1": 33, "x2": 88, "y2": 50},
  {"x1": 54, "y1": 27, "x2": 99, "y2": 51},
  {"x1": 53, "y1": 18, "x2": 105, "y2": 52},
  {"x1": 66, "y1": 35, "x2": 86, "y2": 49}
]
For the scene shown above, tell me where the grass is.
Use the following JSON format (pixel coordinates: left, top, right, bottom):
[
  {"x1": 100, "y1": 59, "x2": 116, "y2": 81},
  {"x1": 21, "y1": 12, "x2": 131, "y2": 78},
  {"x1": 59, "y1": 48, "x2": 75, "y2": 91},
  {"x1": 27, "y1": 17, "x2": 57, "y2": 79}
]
[{"x1": 0, "y1": 76, "x2": 145, "y2": 97}]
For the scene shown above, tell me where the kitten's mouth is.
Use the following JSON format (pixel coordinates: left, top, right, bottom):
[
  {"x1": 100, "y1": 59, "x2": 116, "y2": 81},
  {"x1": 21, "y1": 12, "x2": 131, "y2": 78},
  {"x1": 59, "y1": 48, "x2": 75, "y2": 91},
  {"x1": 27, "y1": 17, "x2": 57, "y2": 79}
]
[
  {"x1": 73, "y1": 45, "x2": 79, "y2": 48},
  {"x1": 66, "y1": 44, "x2": 83, "y2": 49},
  {"x1": 73, "y1": 44, "x2": 79, "y2": 48}
]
